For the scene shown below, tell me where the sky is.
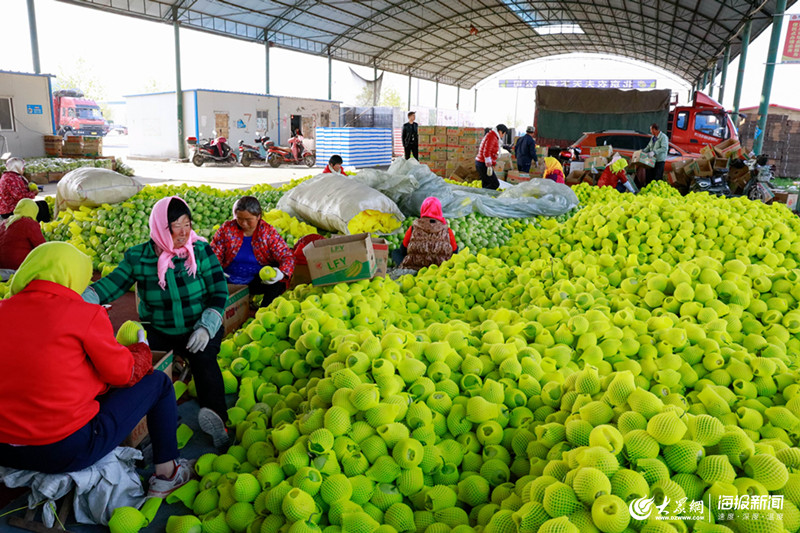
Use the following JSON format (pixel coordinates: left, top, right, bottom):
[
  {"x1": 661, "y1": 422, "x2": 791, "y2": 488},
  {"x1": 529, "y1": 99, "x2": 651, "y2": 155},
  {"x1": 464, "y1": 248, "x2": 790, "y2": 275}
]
[{"x1": 2, "y1": 0, "x2": 799, "y2": 131}]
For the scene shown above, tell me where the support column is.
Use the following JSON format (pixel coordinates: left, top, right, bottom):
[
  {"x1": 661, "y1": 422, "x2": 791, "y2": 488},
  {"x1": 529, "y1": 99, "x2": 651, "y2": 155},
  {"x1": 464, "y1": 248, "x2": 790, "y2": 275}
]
[
  {"x1": 373, "y1": 64, "x2": 378, "y2": 107},
  {"x1": 718, "y1": 44, "x2": 730, "y2": 103},
  {"x1": 456, "y1": 84, "x2": 460, "y2": 111},
  {"x1": 732, "y1": 19, "x2": 752, "y2": 118},
  {"x1": 265, "y1": 35, "x2": 270, "y2": 94},
  {"x1": 408, "y1": 73, "x2": 412, "y2": 110},
  {"x1": 474, "y1": 88, "x2": 477, "y2": 113},
  {"x1": 754, "y1": 0, "x2": 787, "y2": 155},
  {"x1": 327, "y1": 48, "x2": 332, "y2": 101},
  {"x1": 435, "y1": 81, "x2": 439, "y2": 109},
  {"x1": 708, "y1": 62, "x2": 716, "y2": 95},
  {"x1": 26, "y1": 0, "x2": 41, "y2": 74},
  {"x1": 701, "y1": 71, "x2": 708, "y2": 94},
  {"x1": 173, "y1": 6, "x2": 185, "y2": 160}
]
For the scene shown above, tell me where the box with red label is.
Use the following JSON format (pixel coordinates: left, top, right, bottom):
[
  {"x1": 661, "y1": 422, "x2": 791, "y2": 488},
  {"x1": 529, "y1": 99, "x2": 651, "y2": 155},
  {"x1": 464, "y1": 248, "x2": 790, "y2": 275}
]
[
  {"x1": 714, "y1": 138, "x2": 742, "y2": 159},
  {"x1": 303, "y1": 234, "x2": 377, "y2": 286},
  {"x1": 371, "y1": 238, "x2": 388, "y2": 277},
  {"x1": 506, "y1": 170, "x2": 531, "y2": 184},
  {"x1": 419, "y1": 126, "x2": 435, "y2": 135}
]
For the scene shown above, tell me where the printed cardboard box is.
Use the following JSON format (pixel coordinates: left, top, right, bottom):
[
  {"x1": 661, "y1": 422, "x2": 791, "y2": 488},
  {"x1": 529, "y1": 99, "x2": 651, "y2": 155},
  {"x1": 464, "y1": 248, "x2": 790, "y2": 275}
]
[
  {"x1": 419, "y1": 126, "x2": 435, "y2": 135},
  {"x1": 590, "y1": 145, "x2": 614, "y2": 158},
  {"x1": 122, "y1": 350, "x2": 174, "y2": 447},
  {"x1": 631, "y1": 151, "x2": 655, "y2": 167},
  {"x1": 303, "y1": 234, "x2": 377, "y2": 286},
  {"x1": 506, "y1": 170, "x2": 531, "y2": 184},
  {"x1": 371, "y1": 238, "x2": 388, "y2": 278},
  {"x1": 714, "y1": 138, "x2": 741, "y2": 159},
  {"x1": 585, "y1": 156, "x2": 608, "y2": 170},
  {"x1": 700, "y1": 145, "x2": 716, "y2": 161}
]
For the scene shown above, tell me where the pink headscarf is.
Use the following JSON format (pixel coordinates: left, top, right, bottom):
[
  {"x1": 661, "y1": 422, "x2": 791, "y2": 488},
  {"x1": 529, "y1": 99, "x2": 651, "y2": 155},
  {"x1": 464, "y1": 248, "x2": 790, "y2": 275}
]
[
  {"x1": 149, "y1": 196, "x2": 204, "y2": 290},
  {"x1": 420, "y1": 197, "x2": 446, "y2": 224}
]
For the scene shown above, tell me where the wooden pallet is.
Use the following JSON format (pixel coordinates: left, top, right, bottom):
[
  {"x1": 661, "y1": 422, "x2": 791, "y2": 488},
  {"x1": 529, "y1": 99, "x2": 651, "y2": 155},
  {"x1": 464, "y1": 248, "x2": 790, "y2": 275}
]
[{"x1": 7, "y1": 491, "x2": 74, "y2": 533}]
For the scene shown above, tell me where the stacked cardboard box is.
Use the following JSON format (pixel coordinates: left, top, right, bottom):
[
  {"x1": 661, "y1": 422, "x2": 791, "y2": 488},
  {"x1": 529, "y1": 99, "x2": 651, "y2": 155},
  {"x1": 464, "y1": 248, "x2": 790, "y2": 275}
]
[
  {"x1": 739, "y1": 112, "x2": 800, "y2": 177},
  {"x1": 418, "y1": 126, "x2": 485, "y2": 178}
]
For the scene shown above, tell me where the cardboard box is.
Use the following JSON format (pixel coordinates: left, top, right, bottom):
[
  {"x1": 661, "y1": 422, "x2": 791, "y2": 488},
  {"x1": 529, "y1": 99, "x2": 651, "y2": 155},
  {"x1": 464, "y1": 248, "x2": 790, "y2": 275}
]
[
  {"x1": 536, "y1": 146, "x2": 548, "y2": 159},
  {"x1": 590, "y1": 145, "x2": 614, "y2": 158},
  {"x1": 447, "y1": 135, "x2": 459, "y2": 145},
  {"x1": 418, "y1": 135, "x2": 430, "y2": 144},
  {"x1": 631, "y1": 151, "x2": 655, "y2": 167},
  {"x1": 585, "y1": 156, "x2": 608, "y2": 170},
  {"x1": 506, "y1": 170, "x2": 532, "y2": 184},
  {"x1": 303, "y1": 233, "x2": 377, "y2": 286},
  {"x1": 570, "y1": 161, "x2": 585, "y2": 172},
  {"x1": 431, "y1": 152, "x2": 447, "y2": 161},
  {"x1": 567, "y1": 170, "x2": 592, "y2": 185},
  {"x1": 419, "y1": 126, "x2": 435, "y2": 135},
  {"x1": 700, "y1": 145, "x2": 716, "y2": 161},
  {"x1": 450, "y1": 161, "x2": 480, "y2": 182},
  {"x1": 371, "y1": 238, "x2": 388, "y2": 278},
  {"x1": 714, "y1": 138, "x2": 742, "y2": 159},
  {"x1": 773, "y1": 191, "x2": 799, "y2": 211},
  {"x1": 713, "y1": 158, "x2": 729, "y2": 170},
  {"x1": 694, "y1": 158, "x2": 713, "y2": 177},
  {"x1": 434, "y1": 126, "x2": 448, "y2": 136},
  {"x1": 223, "y1": 284, "x2": 251, "y2": 336},
  {"x1": 135, "y1": 283, "x2": 249, "y2": 337},
  {"x1": 122, "y1": 350, "x2": 175, "y2": 448}
]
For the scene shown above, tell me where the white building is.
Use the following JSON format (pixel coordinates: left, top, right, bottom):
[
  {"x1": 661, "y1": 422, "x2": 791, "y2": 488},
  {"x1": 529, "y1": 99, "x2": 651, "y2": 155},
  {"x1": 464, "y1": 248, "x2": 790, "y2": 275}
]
[
  {"x1": 126, "y1": 89, "x2": 340, "y2": 160},
  {"x1": 0, "y1": 70, "x2": 55, "y2": 158}
]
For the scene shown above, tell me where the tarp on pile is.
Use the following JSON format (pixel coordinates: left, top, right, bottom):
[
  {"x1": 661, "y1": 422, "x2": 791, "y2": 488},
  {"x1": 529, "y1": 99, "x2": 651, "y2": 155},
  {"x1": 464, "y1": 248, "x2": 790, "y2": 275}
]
[{"x1": 535, "y1": 86, "x2": 671, "y2": 145}]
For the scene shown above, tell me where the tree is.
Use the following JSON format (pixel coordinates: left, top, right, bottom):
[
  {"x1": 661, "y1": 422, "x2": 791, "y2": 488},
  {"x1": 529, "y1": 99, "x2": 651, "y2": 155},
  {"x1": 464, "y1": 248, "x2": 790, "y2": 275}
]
[
  {"x1": 53, "y1": 57, "x2": 106, "y2": 102},
  {"x1": 353, "y1": 86, "x2": 403, "y2": 107},
  {"x1": 381, "y1": 88, "x2": 403, "y2": 107}
]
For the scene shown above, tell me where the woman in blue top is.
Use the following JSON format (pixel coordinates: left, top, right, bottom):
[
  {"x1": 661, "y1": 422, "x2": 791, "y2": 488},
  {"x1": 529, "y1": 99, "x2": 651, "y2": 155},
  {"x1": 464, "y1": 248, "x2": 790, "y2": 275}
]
[{"x1": 211, "y1": 196, "x2": 295, "y2": 307}]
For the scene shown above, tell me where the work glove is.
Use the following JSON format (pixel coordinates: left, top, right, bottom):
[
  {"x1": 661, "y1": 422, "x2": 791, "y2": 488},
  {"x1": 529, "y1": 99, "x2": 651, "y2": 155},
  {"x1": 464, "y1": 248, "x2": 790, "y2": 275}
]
[
  {"x1": 648, "y1": 152, "x2": 655, "y2": 157},
  {"x1": 487, "y1": 166, "x2": 494, "y2": 177},
  {"x1": 137, "y1": 329, "x2": 149, "y2": 346},
  {"x1": 187, "y1": 327, "x2": 211, "y2": 353},
  {"x1": 262, "y1": 269, "x2": 285, "y2": 285},
  {"x1": 624, "y1": 181, "x2": 636, "y2": 193},
  {"x1": 126, "y1": 344, "x2": 154, "y2": 387},
  {"x1": 28, "y1": 182, "x2": 38, "y2": 192}
]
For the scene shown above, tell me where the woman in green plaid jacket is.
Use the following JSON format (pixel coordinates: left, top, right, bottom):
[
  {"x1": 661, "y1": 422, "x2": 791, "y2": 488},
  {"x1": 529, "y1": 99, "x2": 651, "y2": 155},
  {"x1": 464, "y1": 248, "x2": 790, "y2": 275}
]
[{"x1": 83, "y1": 196, "x2": 231, "y2": 447}]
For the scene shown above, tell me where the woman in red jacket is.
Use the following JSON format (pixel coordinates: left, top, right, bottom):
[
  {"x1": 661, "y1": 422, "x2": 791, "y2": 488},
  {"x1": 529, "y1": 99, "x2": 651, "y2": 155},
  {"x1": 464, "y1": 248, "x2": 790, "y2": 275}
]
[
  {"x1": 0, "y1": 242, "x2": 191, "y2": 497},
  {"x1": 211, "y1": 196, "x2": 295, "y2": 307},
  {"x1": 0, "y1": 157, "x2": 37, "y2": 218},
  {"x1": 0, "y1": 198, "x2": 45, "y2": 270}
]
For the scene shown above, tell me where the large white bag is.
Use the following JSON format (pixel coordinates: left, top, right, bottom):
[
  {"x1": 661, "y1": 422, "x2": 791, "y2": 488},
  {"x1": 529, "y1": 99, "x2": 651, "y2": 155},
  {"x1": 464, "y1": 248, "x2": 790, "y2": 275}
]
[
  {"x1": 56, "y1": 168, "x2": 143, "y2": 214},
  {"x1": 277, "y1": 173, "x2": 404, "y2": 235}
]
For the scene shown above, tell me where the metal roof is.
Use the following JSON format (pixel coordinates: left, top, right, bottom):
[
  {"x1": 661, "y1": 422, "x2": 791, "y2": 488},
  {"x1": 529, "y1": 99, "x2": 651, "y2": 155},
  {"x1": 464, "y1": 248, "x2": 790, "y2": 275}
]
[{"x1": 56, "y1": 0, "x2": 795, "y2": 89}]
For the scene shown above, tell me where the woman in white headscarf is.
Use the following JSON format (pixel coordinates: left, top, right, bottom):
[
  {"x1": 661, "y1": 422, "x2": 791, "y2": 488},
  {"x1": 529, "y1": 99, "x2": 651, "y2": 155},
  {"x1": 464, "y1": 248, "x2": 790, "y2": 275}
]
[{"x1": 0, "y1": 157, "x2": 49, "y2": 222}]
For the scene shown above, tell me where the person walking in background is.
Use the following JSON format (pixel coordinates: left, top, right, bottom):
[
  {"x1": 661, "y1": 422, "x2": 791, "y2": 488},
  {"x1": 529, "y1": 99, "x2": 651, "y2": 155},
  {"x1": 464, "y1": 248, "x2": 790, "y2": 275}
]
[
  {"x1": 402, "y1": 111, "x2": 419, "y2": 160},
  {"x1": 643, "y1": 123, "x2": 668, "y2": 183},
  {"x1": 515, "y1": 126, "x2": 539, "y2": 173},
  {"x1": 475, "y1": 124, "x2": 508, "y2": 190}
]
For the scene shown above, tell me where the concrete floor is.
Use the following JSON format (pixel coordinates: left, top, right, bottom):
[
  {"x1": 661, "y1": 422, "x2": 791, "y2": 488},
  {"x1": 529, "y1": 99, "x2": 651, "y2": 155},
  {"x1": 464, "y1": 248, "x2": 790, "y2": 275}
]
[{"x1": 36, "y1": 137, "x2": 323, "y2": 198}]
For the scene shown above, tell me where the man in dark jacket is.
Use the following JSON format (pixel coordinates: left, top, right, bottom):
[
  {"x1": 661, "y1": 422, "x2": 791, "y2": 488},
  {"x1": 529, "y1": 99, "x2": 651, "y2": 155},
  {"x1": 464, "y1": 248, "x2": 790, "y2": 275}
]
[
  {"x1": 402, "y1": 111, "x2": 419, "y2": 160},
  {"x1": 514, "y1": 126, "x2": 538, "y2": 172}
]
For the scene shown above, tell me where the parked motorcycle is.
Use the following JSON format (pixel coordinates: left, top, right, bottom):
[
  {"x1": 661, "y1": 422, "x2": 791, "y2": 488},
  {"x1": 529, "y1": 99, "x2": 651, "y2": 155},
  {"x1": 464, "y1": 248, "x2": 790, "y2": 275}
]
[
  {"x1": 187, "y1": 133, "x2": 237, "y2": 166},
  {"x1": 267, "y1": 142, "x2": 316, "y2": 168},
  {"x1": 691, "y1": 172, "x2": 732, "y2": 197},
  {"x1": 239, "y1": 134, "x2": 274, "y2": 167},
  {"x1": 742, "y1": 154, "x2": 775, "y2": 202}
]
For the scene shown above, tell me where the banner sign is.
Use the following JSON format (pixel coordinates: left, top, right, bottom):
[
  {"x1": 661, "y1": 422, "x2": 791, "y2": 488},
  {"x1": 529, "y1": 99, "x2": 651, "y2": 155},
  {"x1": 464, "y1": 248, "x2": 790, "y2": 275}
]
[
  {"x1": 498, "y1": 79, "x2": 657, "y2": 89},
  {"x1": 783, "y1": 14, "x2": 800, "y2": 64}
]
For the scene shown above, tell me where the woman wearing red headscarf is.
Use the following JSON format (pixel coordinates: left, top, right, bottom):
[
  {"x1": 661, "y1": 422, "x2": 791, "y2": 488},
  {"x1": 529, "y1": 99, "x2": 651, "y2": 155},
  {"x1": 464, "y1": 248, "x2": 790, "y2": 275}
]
[{"x1": 398, "y1": 197, "x2": 458, "y2": 270}]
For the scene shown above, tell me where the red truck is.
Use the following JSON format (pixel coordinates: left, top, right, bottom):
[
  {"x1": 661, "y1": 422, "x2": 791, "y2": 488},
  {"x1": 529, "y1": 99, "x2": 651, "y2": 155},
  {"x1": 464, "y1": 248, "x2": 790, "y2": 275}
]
[
  {"x1": 52, "y1": 89, "x2": 106, "y2": 137},
  {"x1": 534, "y1": 87, "x2": 737, "y2": 155}
]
